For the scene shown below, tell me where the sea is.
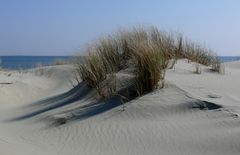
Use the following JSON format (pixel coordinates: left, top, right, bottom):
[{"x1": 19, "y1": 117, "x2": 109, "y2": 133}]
[
  {"x1": 0, "y1": 56, "x2": 239, "y2": 70},
  {"x1": 0, "y1": 56, "x2": 74, "y2": 70},
  {"x1": 218, "y1": 56, "x2": 240, "y2": 63}
]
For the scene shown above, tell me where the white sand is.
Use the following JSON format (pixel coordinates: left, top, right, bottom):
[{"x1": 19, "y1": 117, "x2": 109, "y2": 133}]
[{"x1": 0, "y1": 60, "x2": 240, "y2": 155}]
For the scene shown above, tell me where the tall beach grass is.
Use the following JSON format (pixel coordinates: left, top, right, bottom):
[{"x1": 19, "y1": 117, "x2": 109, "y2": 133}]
[{"x1": 75, "y1": 26, "x2": 222, "y2": 99}]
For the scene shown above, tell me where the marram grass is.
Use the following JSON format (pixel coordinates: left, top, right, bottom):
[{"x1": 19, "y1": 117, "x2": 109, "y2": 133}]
[{"x1": 76, "y1": 26, "x2": 221, "y2": 99}]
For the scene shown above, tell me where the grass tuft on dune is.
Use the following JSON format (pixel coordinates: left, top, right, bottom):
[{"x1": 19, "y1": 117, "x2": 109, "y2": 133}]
[{"x1": 76, "y1": 26, "x2": 222, "y2": 99}]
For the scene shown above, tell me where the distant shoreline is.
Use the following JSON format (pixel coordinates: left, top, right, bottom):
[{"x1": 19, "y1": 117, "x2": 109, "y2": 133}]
[
  {"x1": 0, "y1": 56, "x2": 74, "y2": 70},
  {"x1": 0, "y1": 56, "x2": 240, "y2": 70},
  {"x1": 218, "y1": 56, "x2": 240, "y2": 62}
]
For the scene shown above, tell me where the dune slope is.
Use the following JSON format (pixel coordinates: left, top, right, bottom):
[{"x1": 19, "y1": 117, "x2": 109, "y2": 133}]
[{"x1": 0, "y1": 61, "x2": 240, "y2": 155}]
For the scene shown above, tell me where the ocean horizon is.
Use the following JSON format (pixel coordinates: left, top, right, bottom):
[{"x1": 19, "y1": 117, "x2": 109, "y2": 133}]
[
  {"x1": 0, "y1": 56, "x2": 74, "y2": 70},
  {"x1": 0, "y1": 55, "x2": 239, "y2": 70}
]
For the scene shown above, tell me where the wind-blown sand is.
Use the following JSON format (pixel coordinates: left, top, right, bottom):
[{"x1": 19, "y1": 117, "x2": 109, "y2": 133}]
[{"x1": 0, "y1": 60, "x2": 240, "y2": 155}]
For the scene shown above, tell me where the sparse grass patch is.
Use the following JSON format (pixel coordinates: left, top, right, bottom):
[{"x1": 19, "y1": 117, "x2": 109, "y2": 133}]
[
  {"x1": 211, "y1": 57, "x2": 225, "y2": 74},
  {"x1": 53, "y1": 59, "x2": 68, "y2": 65}
]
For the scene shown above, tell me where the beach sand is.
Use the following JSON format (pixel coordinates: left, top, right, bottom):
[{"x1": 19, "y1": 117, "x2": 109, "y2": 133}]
[{"x1": 0, "y1": 60, "x2": 240, "y2": 155}]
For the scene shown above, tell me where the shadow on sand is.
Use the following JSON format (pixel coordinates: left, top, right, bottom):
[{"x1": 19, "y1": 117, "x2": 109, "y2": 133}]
[
  {"x1": 9, "y1": 81, "x2": 139, "y2": 125},
  {"x1": 9, "y1": 82, "x2": 222, "y2": 126}
]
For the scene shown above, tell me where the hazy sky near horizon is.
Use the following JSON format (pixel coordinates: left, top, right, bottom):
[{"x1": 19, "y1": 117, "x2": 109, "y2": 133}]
[{"x1": 0, "y1": 0, "x2": 240, "y2": 56}]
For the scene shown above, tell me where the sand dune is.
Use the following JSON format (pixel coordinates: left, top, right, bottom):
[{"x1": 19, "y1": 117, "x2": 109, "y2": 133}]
[{"x1": 0, "y1": 60, "x2": 240, "y2": 155}]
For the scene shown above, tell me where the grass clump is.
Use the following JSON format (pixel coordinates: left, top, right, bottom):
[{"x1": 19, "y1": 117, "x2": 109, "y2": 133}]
[
  {"x1": 77, "y1": 52, "x2": 108, "y2": 98},
  {"x1": 130, "y1": 42, "x2": 168, "y2": 94},
  {"x1": 129, "y1": 27, "x2": 171, "y2": 94},
  {"x1": 95, "y1": 37, "x2": 121, "y2": 72},
  {"x1": 76, "y1": 25, "x2": 222, "y2": 99},
  {"x1": 76, "y1": 38, "x2": 120, "y2": 99}
]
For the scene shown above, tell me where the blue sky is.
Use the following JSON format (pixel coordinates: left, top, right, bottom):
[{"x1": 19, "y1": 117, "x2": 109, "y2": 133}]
[{"x1": 0, "y1": 0, "x2": 240, "y2": 56}]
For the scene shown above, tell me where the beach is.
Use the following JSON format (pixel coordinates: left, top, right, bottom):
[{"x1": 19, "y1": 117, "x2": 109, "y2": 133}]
[{"x1": 0, "y1": 59, "x2": 239, "y2": 155}]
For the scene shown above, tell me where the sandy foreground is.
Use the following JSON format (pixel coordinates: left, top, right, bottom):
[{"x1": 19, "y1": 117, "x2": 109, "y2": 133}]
[{"x1": 0, "y1": 60, "x2": 240, "y2": 155}]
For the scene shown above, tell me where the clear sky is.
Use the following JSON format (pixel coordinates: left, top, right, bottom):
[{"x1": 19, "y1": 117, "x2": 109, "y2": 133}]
[{"x1": 0, "y1": 0, "x2": 240, "y2": 56}]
